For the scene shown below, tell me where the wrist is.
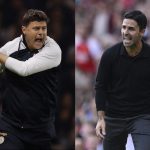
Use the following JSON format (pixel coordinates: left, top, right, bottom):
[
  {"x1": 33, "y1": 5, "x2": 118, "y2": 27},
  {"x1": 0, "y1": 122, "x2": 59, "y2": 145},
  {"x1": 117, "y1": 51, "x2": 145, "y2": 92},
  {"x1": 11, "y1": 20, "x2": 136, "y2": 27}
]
[{"x1": 97, "y1": 110, "x2": 105, "y2": 120}]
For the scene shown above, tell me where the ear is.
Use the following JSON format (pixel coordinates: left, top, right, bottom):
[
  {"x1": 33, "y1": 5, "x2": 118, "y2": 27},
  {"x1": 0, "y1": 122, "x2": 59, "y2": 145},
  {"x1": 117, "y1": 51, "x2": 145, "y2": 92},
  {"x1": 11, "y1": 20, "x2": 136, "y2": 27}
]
[
  {"x1": 22, "y1": 26, "x2": 26, "y2": 35},
  {"x1": 140, "y1": 29, "x2": 145, "y2": 36}
]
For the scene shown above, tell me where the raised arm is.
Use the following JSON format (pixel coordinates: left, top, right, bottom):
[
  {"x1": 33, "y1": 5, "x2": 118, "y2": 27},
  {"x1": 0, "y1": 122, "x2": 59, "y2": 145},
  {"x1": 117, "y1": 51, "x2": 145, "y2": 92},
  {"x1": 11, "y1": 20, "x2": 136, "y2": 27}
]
[{"x1": 0, "y1": 37, "x2": 61, "y2": 76}]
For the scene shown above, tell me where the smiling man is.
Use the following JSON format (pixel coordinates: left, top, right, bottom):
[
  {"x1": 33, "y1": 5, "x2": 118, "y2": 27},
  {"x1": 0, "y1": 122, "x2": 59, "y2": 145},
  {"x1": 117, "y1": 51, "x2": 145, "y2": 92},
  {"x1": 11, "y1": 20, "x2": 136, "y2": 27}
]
[
  {"x1": 0, "y1": 9, "x2": 61, "y2": 150},
  {"x1": 95, "y1": 10, "x2": 150, "y2": 150}
]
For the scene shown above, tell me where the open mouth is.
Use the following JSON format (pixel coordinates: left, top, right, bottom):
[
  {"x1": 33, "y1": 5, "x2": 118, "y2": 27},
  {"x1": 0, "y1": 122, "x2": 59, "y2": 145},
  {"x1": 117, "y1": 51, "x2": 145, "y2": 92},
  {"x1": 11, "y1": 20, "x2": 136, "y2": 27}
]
[
  {"x1": 35, "y1": 38, "x2": 43, "y2": 43},
  {"x1": 34, "y1": 38, "x2": 44, "y2": 49},
  {"x1": 123, "y1": 36, "x2": 132, "y2": 42},
  {"x1": 124, "y1": 39, "x2": 131, "y2": 42}
]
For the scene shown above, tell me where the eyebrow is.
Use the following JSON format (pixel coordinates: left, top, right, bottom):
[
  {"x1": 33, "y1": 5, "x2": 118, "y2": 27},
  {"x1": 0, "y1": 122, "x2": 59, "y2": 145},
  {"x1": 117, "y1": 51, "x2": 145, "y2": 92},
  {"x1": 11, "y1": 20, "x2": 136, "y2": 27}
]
[
  {"x1": 32, "y1": 26, "x2": 47, "y2": 28},
  {"x1": 122, "y1": 24, "x2": 136, "y2": 28}
]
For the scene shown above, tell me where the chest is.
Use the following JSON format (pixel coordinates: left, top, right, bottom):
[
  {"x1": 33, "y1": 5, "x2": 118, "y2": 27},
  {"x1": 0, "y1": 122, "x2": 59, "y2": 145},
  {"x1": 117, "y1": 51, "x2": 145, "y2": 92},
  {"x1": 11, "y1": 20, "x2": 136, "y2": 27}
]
[
  {"x1": 9, "y1": 49, "x2": 37, "y2": 61},
  {"x1": 112, "y1": 56, "x2": 150, "y2": 81}
]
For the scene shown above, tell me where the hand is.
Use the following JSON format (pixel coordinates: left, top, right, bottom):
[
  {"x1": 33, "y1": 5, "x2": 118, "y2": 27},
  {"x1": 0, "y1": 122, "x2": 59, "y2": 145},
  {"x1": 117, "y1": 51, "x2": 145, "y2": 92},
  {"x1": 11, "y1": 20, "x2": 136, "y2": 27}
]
[
  {"x1": 0, "y1": 53, "x2": 8, "y2": 64},
  {"x1": 95, "y1": 118, "x2": 106, "y2": 140}
]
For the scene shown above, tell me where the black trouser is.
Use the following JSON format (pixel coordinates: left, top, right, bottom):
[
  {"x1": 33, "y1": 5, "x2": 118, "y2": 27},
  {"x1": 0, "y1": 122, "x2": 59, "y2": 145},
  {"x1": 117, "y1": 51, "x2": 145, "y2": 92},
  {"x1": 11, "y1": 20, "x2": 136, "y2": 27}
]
[
  {"x1": 0, "y1": 118, "x2": 52, "y2": 150},
  {"x1": 0, "y1": 132, "x2": 51, "y2": 150},
  {"x1": 104, "y1": 114, "x2": 150, "y2": 150}
]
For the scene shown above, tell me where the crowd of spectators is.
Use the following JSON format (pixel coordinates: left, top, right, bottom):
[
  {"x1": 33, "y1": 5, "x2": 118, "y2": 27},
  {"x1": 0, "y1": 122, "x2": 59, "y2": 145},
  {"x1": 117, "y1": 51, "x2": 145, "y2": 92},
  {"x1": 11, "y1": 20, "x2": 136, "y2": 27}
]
[
  {"x1": 0, "y1": 0, "x2": 74, "y2": 149},
  {"x1": 75, "y1": 0, "x2": 150, "y2": 149}
]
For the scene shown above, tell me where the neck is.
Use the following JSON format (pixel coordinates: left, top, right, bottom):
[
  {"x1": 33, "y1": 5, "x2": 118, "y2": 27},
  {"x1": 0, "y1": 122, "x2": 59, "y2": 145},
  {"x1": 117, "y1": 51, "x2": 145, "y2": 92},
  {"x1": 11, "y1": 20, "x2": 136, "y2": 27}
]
[
  {"x1": 125, "y1": 41, "x2": 142, "y2": 57},
  {"x1": 23, "y1": 35, "x2": 30, "y2": 49}
]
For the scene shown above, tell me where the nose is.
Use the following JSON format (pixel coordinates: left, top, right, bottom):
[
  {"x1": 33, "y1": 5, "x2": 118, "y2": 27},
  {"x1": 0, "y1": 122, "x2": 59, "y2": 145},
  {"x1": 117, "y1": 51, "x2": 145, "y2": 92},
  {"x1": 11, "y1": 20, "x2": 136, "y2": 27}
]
[
  {"x1": 38, "y1": 29, "x2": 43, "y2": 35},
  {"x1": 38, "y1": 28, "x2": 45, "y2": 35},
  {"x1": 123, "y1": 28, "x2": 129, "y2": 35}
]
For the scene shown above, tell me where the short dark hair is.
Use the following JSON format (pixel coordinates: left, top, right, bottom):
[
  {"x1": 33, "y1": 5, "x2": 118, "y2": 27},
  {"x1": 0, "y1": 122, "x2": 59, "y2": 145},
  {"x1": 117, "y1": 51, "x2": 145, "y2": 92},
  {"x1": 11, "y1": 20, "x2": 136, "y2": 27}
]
[
  {"x1": 22, "y1": 9, "x2": 48, "y2": 26},
  {"x1": 123, "y1": 10, "x2": 147, "y2": 30}
]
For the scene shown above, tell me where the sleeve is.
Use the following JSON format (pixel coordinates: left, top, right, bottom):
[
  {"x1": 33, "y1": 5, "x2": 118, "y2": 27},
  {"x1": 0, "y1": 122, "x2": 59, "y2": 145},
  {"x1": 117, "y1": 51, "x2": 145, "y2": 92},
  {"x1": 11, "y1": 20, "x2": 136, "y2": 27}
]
[
  {"x1": 5, "y1": 38, "x2": 61, "y2": 76},
  {"x1": 0, "y1": 37, "x2": 20, "y2": 55},
  {"x1": 0, "y1": 38, "x2": 20, "y2": 70},
  {"x1": 95, "y1": 50, "x2": 112, "y2": 111}
]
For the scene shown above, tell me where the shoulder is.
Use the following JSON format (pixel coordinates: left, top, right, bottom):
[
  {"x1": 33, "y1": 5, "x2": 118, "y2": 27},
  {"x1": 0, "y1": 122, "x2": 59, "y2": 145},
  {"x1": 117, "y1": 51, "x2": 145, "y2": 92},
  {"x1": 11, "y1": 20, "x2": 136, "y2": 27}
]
[
  {"x1": 2, "y1": 36, "x2": 21, "y2": 48},
  {"x1": 143, "y1": 41, "x2": 150, "y2": 49},
  {"x1": 44, "y1": 36, "x2": 61, "y2": 51},
  {"x1": 35, "y1": 36, "x2": 62, "y2": 62},
  {"x1": 102, "y1": 42, "x2": 122, "y2": 59},
  {"x1": 1, "y1": 36, "x2": 21, "y2": 55},
  {"x1": 141, "y1": 41, "x2": 150, "y2": 57},
  {"x1": 105, "y1": 42, "x2": 122, "y2": 55},
  {"x1": 41, "y1": 36, "x2": 61, "y2": 55}
]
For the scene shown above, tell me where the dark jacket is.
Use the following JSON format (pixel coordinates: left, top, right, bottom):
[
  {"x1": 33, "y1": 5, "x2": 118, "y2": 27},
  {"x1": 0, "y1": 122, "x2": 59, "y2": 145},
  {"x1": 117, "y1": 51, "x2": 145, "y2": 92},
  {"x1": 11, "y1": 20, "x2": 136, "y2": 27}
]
[{"x1": 1, "y1": 38, "x2": 60, "y2": 139}]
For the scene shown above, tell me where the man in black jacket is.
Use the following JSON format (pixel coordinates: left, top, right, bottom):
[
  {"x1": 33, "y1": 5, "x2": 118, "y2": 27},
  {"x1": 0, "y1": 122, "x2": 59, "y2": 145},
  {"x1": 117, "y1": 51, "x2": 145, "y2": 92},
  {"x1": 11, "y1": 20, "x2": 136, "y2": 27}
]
[
  {"x1": 95, "y1": 10, "x2": 150, "y2": 150},
  {"x1": 0, "y1": 9, "x2": 61, "y2": 150}
]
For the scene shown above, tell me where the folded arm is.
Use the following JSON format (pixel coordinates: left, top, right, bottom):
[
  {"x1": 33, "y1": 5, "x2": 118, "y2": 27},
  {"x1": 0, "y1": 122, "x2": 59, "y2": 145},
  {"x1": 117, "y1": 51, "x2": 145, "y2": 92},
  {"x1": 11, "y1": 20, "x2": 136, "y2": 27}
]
[{"x1": 0, "y1": 38, "x2": 61, "y2": 76}]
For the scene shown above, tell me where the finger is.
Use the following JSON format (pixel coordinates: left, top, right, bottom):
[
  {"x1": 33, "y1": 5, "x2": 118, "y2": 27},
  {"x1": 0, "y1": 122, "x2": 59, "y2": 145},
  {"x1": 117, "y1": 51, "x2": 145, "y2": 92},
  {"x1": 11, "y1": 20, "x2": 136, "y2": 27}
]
[
  {"x1": 101, "y1": 126, "x2": 106, "y2": 136},
  {"x1": 96, "y1": 128, "x2": 100, "y2": 137},
  {"x1": 97, "y1": 132, "x2": 104, "y2": 139},
  {"x1": 99, "y1": 132, "x2": 105, "y2": 139},
  {"x1": 96, "y1": 129, "x2": 104, "y2": 139},
  {"x1": 97, "y1": 134, "x2": 103, "y2": 140}
]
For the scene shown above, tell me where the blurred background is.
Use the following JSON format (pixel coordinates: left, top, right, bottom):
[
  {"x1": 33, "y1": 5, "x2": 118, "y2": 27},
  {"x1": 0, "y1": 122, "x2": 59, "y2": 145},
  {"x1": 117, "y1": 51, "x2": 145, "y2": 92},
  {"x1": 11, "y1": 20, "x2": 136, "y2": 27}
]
[
  {"x1": 0, "y1": 0, "x2": 74, "y2": 149},
  {"x1": 75, "y1": 0, "x2": 150, "y2": 150}
]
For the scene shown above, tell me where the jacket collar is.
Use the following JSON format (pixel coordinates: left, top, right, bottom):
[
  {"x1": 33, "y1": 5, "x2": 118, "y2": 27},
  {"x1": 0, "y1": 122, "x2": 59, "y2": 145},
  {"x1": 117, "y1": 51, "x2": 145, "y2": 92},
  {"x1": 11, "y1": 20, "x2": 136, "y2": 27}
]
[{"x1": 120, "y1": 40, "x2": 150, "y2": 58}]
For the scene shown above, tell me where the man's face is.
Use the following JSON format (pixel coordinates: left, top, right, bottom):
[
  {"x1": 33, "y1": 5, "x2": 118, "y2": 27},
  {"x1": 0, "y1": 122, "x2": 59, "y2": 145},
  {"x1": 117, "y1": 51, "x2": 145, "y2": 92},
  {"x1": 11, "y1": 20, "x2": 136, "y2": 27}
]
[
  {"x1": 121, "y1": 19, "x2": 145, "y2": 48},
  {"x1": 22, "y1": 21, "x2": 47, "y2": 50}
]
